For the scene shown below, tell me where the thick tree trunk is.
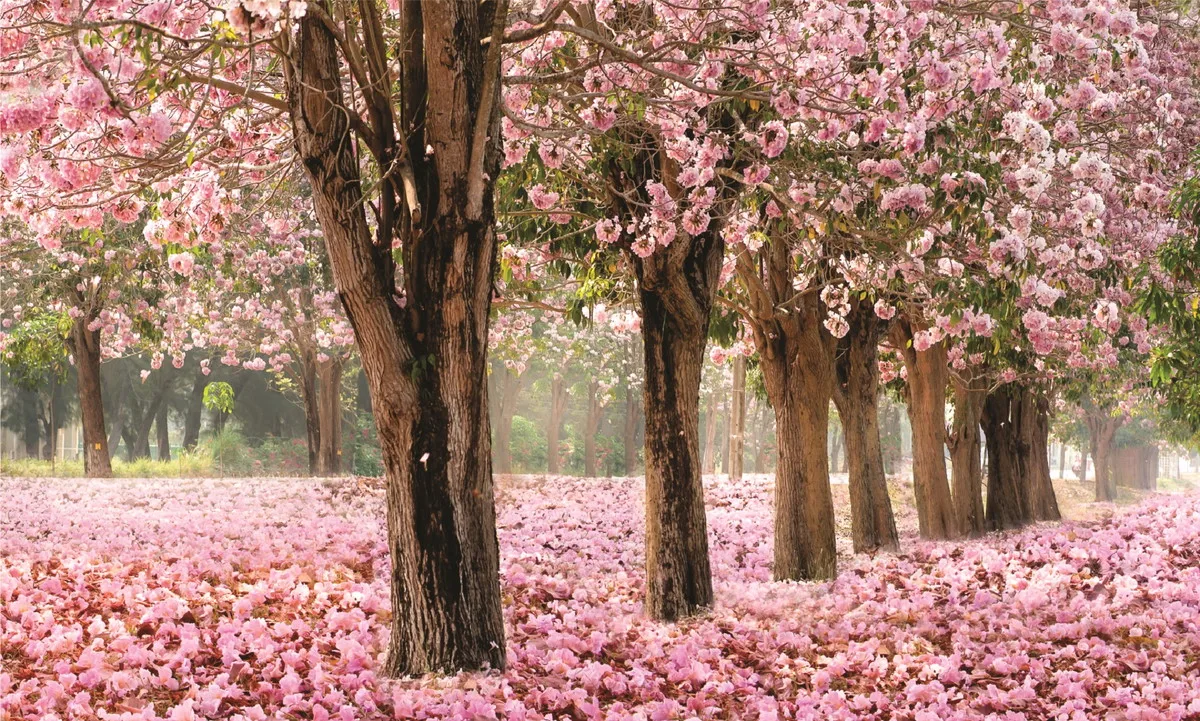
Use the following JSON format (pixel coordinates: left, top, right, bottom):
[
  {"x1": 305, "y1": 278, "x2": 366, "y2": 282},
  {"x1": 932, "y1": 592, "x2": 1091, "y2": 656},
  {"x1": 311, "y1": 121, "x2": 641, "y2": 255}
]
[
  {"x1": 949, "y1": 373, "x2": 986, "y2": 536},
  {"x1": 1025, "y1": 392, "x2": 1059, "y2": 521},
  {"x1": 584, "y1": 379, "x2": 603, "y2": 477},
  {"x1": 287, "y1": 1, "x2": 505, "y2": 674},
  {"x1": 316, "y1": 358, "x2": 343, "y2": 475},
  {"x1": 702, "y1": 389, "x2": 719, "y2": 475},
  {"x1": 981, "y1": 385, "x2": 1059, "y2": 528},
  {"x1": 547, "y1": 375, "x2": 567, "y2": 474},
  {"x1": 183, "y1": 371, "x2": 207, "y2": 451},
  {"x1": 728, "y1": 355, "x2": 746, "y2": 482},
  {"x1": 632, "y1": 221, "x2": 723, "y2": 620},
  {"x1": 892, "y1": 324, "x2": 957, "y2": 539},
  {"x1": 156, "y1": 402, "x2": 171, "y2": 462},
  {"x1": 764, "y1": 359, "x2": 838, "y2": 580},
  {"x1": 70, "y1": 316, "x2": 113, "y2": 477},
  {"x1": 832, "y1": 302, "x2": 898, "y2": 554},
  {"x1": 493, "y1": 368, "x2": 521, "y2": 475},
  {"x1": 982, "y1": 388, "x2": 1027, "y2": 530},
  {"x1": 1087, "y1": 410, "x2": 1122, "y2": 502}
]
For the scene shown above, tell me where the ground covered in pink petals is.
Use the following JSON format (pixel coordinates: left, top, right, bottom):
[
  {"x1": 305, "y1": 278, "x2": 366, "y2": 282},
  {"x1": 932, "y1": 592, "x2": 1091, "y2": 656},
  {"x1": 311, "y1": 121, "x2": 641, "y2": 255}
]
[{"x1": 2, "y1": 475, "x2": 1200, "y2": 721}]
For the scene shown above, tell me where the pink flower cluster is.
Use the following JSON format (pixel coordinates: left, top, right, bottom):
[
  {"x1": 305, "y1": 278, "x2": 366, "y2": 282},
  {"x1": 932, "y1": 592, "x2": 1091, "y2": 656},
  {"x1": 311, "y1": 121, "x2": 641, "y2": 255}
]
[{"x1": 4, "y1": 476, "x2": 1200, "y2": 720}]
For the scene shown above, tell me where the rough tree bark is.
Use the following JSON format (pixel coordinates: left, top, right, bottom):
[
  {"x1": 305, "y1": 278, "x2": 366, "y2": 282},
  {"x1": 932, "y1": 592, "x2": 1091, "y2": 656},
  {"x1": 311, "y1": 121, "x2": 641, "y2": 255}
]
[
  {"x1": 285, "y1": 0, "x2": 506, "y2": 674},
  {"x1": 632, "y1": 225, "x2": 721, "y2": 620},
  {"x1": 728, "y1": 355, "x2": 746, "y2": 482},
  {"x1": 316, "y1": 357, "x2": 344, "y2": 475},
  {"x1": 736, "y1": 238, "x2": 837, "y2": 581},
  {"x1": 891, "y1": 322, "x2": 957, "y2": 539},
  {"x1": 69, "y1": 313, "x2": 113, "y2": 477},
  {"x1": 831, "y1": 300, "x2": 898, "y2": 553},
  {"x1": 546, "y1": 375, "x2": 568, "y2": 474},
  {"x1": 981, "y1": 385, "x2": 1060, "y2": 529},
  {"x1": 948, "y1": 372, "x2": 986, "y2": 537}
]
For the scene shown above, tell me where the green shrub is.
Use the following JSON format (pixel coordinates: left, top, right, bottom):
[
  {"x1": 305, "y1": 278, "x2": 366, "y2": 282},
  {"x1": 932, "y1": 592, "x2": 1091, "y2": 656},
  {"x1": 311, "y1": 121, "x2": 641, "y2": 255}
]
[
  {"x1": 200, "y1": 428, "x2": 253, "y2": 476},
  {"x1": 510, "y1": 415, "x2": 547, "y2": 473}
]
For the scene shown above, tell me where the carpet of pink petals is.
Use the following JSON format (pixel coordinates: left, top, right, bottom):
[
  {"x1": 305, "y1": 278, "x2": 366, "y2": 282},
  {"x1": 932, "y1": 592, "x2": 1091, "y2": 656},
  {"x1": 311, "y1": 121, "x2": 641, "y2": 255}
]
[{"x1": 3, "y1": 474, "x2": 1200, "y2": 721}]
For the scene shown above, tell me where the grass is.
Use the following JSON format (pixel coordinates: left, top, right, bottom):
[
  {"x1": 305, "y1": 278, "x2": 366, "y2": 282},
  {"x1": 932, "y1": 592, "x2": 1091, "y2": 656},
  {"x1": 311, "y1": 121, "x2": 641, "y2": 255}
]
[{"x1": 1, "y1": 453, "x2": 213, "y2": 478}]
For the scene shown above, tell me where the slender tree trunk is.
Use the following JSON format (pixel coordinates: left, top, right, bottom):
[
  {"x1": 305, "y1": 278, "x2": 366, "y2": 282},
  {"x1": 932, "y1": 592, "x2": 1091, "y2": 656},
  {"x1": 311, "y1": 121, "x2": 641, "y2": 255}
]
[
  {"x1": 702, "y1": 389, "x2": 719, "y2": 475},
  {"x1": 624, "y1": 385, "x2": 641, "y2": 476},
  {"x1": 493, "y1": 368, "x2": 521, "y2": 475},
  {"x1": 1058, "y1": 442, "x2": 1067, "y2": 480},
  {"x1": 584, "y1": 379, "x2": 603, "y2": 477},
  {"x1": 949, "y1": 373, "x2": 986, "y2": 536},
  {"x1": 831, "y1": 302, "x2": 898, "y2": 553},
  {"x1": 316, "y1": 358, "x2": 344, "y2": 475},
  {"x1": 892, "y1": 324, "x2": 957, "y2": 539},
  {"x1": 287, "y1": 1, "x2": 505, "y2": 674},
  {"x1": 20, "y1": 388, "x2": 39, "y2": 458},
  {"x1": 828, "y1": 423, "x2": 843, "y2": 474},
  {"x1": 183, "y1": 371, "x2": 207, "y2": 451},
  {"x1": 547, "y1": 375, "x2": 568, "y2": 474},
  {"x1": 70, "y1": 315, "x2": 113, "y2": 477},
  {"x1": 298, "y1": 353, "x2": 321, "y2": 475},
  {"x1": 728, "y1": 355, "x2": 746, "y2": 482},
  {"x1": 156, "y1": 402, "x2": 171, "y2": 462}
]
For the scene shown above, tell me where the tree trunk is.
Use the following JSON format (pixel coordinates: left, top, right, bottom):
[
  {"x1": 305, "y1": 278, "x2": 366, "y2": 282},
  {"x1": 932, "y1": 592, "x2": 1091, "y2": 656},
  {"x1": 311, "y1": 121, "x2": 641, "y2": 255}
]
[
  {"x1": 702, "y1": 389, "x2": 719, "y2": 475},
  {"x1": 1025, "y1": 392, "x2": 1059, "y2": 521},
  {"x1": 287, "y1": 1, "x2": 507, "y2": 674},
  {"x1": 633, "y1": 229, "x2": 721, "y2": 621},
  {"x1": 298, "y1": 352, "x2": 321, "y2": 475},
  {"x1": 831, "y1": 301, "x2": 898, "y2": 554},
  {"x1": 892, "y1": 324, "x2": 957, "y2": 539},
  {"x1": 728, "y1": 355, "x2": 746, "y2": 482},
  {"x1": 70, "y1": 315, "x2": 113, "y2": 477},
  {"x1": 1058, "y1": 442, "x2": 1067, "y2": 480},
  {"x1": 156, "y1": 401, "x2": 171, "y2": 462},
  {"x1": 624, "y1": 385, "x2": 641, "y2": 476},
  {"x1": 764, "y1": 359, "x2": 838, "y2": 580},
  {"x1": 948, "y1": 373, "x2": 986, "y2": 536},
  {"x1": 316, "y1": 357, "x2": 344, "y2": 475},
  {"x1": 493, "y1": 368, "x2": 522, "y2": 475},
  {"x1": 183, "y1": 371, "x2": 207, "y2": 451},
  {"x1": 1087, "y1": 411, "x2": 1122, "y2": 502},
  {"x1": 828, "y1": 423, "x2": 842, "y2": 474},
  {"x1": 752, "y1": 399, "x2": 767, "y2": 474},
  {"x1": 982, "y1": 388, "x2": 1028, "y2": 530},
  {"x1": 20, "y1": 387, "x2": 40, "y2": 458},
  {"x1": 584, "y1": 379, "x2": 604, "y2": 477},
  {"x1": 547, "y1": 375, "x2": 568, "y2": 474}
]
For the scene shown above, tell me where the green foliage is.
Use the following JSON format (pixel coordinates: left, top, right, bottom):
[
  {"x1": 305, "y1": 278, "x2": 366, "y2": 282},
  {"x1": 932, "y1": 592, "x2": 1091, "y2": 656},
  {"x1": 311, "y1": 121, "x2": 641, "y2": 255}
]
[
  {"x1": 509, "y1": 415, "x2": 547, "y2": 473},
  {"x1": 200, "y1": 427, "x2": 253, "y2": 476},
  {"x1": 0, "y1": 453, "x2": 212, "y2": 478},
  {"x1": 202, "y1": 381, "x2": 236, "y2": 414},
  {"x1": 1, "y1": 310, "x2": 72, "y2": 388}
]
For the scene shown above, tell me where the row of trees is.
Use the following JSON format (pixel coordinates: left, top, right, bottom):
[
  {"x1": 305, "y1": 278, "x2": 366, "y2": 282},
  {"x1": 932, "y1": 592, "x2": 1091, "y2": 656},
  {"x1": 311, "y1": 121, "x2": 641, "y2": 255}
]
[{"x1": 2, "y1": 0, "x2": 1200, "y2": 676}]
